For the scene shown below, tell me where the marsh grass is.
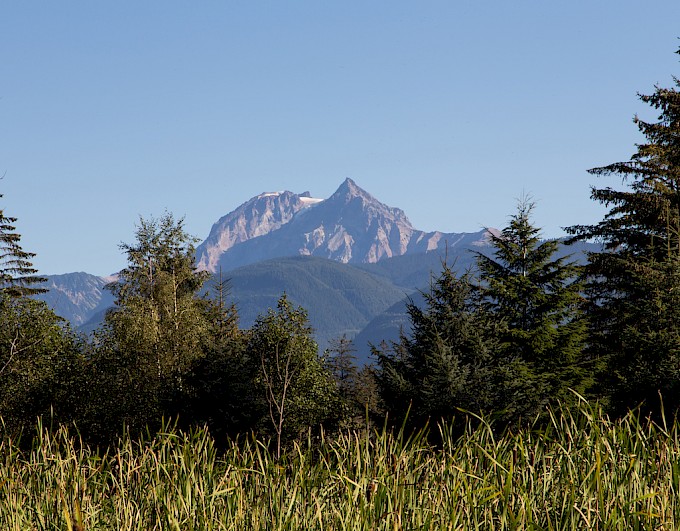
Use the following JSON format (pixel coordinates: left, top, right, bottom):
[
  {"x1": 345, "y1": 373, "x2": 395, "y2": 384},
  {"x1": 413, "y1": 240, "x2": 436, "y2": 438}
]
[{"x1": 1, "y1": 400, "x2": 679, "y2": 529}]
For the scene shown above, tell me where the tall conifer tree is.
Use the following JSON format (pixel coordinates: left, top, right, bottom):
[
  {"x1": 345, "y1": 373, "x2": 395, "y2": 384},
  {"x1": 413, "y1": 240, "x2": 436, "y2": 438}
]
[
  {"x1": 566, "y1": 48, "x2": 680, "y2": 415},
  {"x1": 105, "y1": 212, "x2": 211, "y2": 380},
  {"x1": 0, "y1": 194, "x2": 81, "y2": 435},
  {"x1": 476, "y1": 199, "x2": 588, "y2": 411},
  {"x1": 88, "y1": 213, "x2": 215, "y2": 439},
  {"x1": 0, "y1": 194, "x2": 46, "y2": 297}
]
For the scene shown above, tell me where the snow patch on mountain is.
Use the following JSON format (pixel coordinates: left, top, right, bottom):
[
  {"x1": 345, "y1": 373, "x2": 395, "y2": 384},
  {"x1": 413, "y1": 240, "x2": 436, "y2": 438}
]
[{"x1": 299, "y1": 196, "x2": 324, "y2": 205}]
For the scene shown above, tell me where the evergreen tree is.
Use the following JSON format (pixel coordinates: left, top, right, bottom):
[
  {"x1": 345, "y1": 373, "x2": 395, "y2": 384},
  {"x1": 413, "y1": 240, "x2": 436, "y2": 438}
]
[
  {"x1": 325, "y1": 335, "x2": 377, "y2": 430},
  {"x1": 325, "y1": 335, "x2": 358, "y2": 400},
  {"x1": 374, "y1": 265, "x2": 502, "y2": 429},
  {"x1": 352, "y1": 364, "x2": 382, "y2": 427},
  {"x1": 105, "y1": 213, "x2": 211, "y2": 384},
  {"x1": 567, "y1": 50, "x2": 680, "y2": 414},
  {"x1": 475, "y1": 198, "x2": 588, "y2": 412},
  {"x1": 0, "y1": 193, "x2": 82, "y2": 436},
  {"x1": 0, "y1": 194, "x2": 46, "y2": 297}
]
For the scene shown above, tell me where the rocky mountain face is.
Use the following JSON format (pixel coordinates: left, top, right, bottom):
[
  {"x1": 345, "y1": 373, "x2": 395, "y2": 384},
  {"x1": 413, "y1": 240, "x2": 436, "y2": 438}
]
[
  {"x1": 38, "y1": 272, "x2": 115, "y2": 327},
  {"x1": 195, "y1": 190, "x2": 323, "y2": 272},
  {"x1": 195, "y1": 178, "x2": 491, "y2": 273}
]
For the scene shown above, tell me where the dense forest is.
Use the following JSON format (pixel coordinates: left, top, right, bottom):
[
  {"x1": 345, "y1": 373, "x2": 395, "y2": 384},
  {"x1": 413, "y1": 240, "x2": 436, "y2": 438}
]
[{"x1": 2, "y1": 50, "x2": 680, "y2": 461}]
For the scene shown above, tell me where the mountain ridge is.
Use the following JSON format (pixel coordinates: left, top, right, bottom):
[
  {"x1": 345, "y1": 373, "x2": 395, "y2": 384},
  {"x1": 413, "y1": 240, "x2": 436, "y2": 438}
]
[
  {"x1": 195, "y1": 190, "x2": 323, "y2": 271},
  {"x1": 195, "y1": 178, "x2": 491, "y2": 273}
]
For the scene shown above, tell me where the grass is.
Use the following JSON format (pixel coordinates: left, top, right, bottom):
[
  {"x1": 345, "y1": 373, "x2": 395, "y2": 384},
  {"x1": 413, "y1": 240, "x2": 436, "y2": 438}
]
[{"x1": 1, "y1": 400, "x2": 679, "y2": 530}]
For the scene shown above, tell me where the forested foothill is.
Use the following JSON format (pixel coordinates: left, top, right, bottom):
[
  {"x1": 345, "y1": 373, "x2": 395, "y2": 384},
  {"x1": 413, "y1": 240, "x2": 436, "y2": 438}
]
[{"x1": 2, "y1": 47, "x2": 680, "y2": 528}]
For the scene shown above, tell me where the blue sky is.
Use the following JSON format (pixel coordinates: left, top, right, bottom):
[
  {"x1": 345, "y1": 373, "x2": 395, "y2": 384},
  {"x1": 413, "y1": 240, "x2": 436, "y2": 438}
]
[{"x1": 2, "y1": 2, "x2": 679, "y2": 275}]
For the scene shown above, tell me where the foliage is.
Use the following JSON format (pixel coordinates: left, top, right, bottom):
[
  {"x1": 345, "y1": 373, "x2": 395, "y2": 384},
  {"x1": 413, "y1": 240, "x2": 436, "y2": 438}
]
[
  {"x1": 475, "y1": 198, "x2": 589, "y2": 414},
  {"x1": 325, "y1": 335, "x2": 384, "y2": 430},
  {"x1": 0, "y1": 194, "x2": 46, "y2": 297},
  {"x1": 247, "y1": 295, "x2": 338, "y2": 457},
  {"x1": 179, "y1": 271, "x2": 252, "y2": 444},
  {"x1": 566, "y1": 49, "x2": 680, "y2": 415},
  {"x1": 105, "y1": 213, "x2": 212, "y2": 379},
  {"x1": 84, "y1": 213, "x2": 218, "y2": 441},
  {"x1": 325, "y1": 335, "x2": 358, "y2": 401},
  {"x1": 0, "y1": 194, "x2": 80, "y2": 435},
  {"x1": 0, "y1": 294, "x2": 82, "y2": 434}
]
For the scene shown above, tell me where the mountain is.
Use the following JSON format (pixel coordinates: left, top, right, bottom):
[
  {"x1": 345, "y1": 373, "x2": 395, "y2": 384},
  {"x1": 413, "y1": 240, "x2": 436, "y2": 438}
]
[
  {"x1": 33, "y1": 179, "x2": 599, "y2": 365},
  {"x1": 38, "y1": 272, "x2": 115, "y2": 327},
  {"x1": 73, "y1": 254, "x2": 411, "y2": 349},
  {"x1": 196, "y1": 178, "x2": 492, "y2": 273}
]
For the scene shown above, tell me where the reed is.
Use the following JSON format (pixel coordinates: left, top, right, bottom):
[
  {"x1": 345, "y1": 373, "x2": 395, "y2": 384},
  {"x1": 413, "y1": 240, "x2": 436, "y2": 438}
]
[{"x1": 1, "y1": 401, "x2": 679, "y2": 529}]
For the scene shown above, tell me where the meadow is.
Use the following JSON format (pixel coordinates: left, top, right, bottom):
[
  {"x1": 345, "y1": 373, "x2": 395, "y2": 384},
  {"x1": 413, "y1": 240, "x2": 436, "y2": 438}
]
[{"x1": 1, "y1": 400, "x2": 679, "y2": 530}]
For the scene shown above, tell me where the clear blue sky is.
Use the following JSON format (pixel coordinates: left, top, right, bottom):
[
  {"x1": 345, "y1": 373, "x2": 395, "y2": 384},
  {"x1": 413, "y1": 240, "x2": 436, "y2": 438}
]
[{"x1": 2, "y1": 2, "x2": 679, "y2": 275}]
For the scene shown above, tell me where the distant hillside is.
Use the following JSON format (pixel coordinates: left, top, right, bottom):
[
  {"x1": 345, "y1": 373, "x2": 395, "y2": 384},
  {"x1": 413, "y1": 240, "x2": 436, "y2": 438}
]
[
  {"x1": 351, "y1": 240, "x2": 602, "y2": 364},
  {"x1": 356, "y1": 249, "x2": 478, "y2": 289},
  {"x1": 350, "y1": 294, "x2": 418, "y2": 366},
  {"x1": 222, "y1": 255, "x2": 409, "y2": 351}
]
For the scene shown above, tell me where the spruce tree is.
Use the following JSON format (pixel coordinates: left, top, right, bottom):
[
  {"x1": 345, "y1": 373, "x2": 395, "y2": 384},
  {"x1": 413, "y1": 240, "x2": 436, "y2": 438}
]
[
  {"x1": 325, "y1": 335, "x2": 358, "y2": 401},
  {"x1": 374, "y1": 264, "x2": 501, "y2": 429},
  {"x1": 0, "y1": 194, "x2": 46, "y2": 297},
  {"x1": 0, "y1": 195, "x2": 82, "y2": 435},
  {"x1": 566, "y1": 49, "x2": 680, "y2": 415},
  {"x1": 325, "y1": 335, "x2": 379, "y2": 430},
  {"x1": 475, "y1": 198, "x2": 588, "y2": 412}
]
